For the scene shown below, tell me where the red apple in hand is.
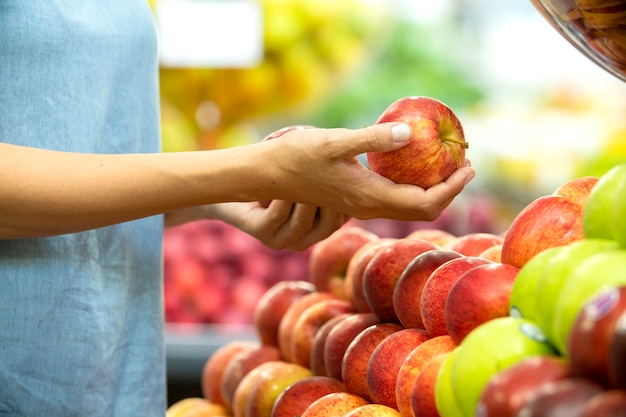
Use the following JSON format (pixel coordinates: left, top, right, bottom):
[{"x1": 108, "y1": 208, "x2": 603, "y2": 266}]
[
  {"x1": 366, "y1": 96, "x2": 468, "y2": 189},
  {"x1": 308, "y1": 226, "x2": 379, "y2": 299}
]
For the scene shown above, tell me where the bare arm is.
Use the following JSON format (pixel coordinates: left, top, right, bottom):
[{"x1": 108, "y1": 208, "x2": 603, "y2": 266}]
[
  {"x1": 0, "y1": 141, "x2": 269, "y2": 238},
  {"x1": 0, "y1": 123, "x2": 475, "y2": 241}
]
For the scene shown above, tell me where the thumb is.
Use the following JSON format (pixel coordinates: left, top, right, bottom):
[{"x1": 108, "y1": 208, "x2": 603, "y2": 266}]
[{"x1": 342, "y1": 122, "x2": 412, "y2": 156}]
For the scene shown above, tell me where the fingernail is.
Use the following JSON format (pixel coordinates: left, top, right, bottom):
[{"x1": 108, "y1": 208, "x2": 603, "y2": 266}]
[
  {"x1": 391, "y1": 123, "x2": 411, "y2": 143},
  {"x1": 464, "y1": 171, "x2": 475, "y2": 185}
]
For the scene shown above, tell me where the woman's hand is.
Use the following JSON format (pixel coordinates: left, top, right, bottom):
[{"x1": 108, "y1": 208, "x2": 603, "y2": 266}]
[
  {"x1": 256, "y1": 122, "x2": 475, "y2": 222},
  {"x1": 166, "y1": 200, "x2": 349, "y2": 251}
]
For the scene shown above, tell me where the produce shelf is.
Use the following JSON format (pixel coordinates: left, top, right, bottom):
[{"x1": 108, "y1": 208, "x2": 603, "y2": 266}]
[{"x1": 166, "y1": 323, "x2": 256, "y2": 382}]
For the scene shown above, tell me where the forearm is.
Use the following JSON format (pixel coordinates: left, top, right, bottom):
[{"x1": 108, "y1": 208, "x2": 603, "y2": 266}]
[{"x1": 0, "y1": 142, "x2": 271, "y2": 239}]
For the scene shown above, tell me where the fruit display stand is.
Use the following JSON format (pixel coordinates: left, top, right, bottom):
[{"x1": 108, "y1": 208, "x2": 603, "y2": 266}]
[
  {"x1": 163, "y1": 192, "x2": 511, "y2": 404},
  {"x1": 166, "y1": 163, "x2": 626, "y2": 416},
  {"x1": 159, "y1": 1, "x2": 626, "y2": 414},
  {"x1": 166, "y1": 323, "x2": 257, "y2": 401}
]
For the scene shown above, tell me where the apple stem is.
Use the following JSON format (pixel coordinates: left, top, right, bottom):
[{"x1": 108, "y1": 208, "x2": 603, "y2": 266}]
[{"x1": 443, "y1": 136, "x2": 469, "y2": 149}]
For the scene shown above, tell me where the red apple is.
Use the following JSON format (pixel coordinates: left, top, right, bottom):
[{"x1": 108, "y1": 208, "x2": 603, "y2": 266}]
[
  {"x1": 220, "y1": 344, "x2": 282, "y2": 410},
  {"x1": 396, "y1": 335, "x2": 457, "y2": 417},
  {"x1": 300, "y1": 392, "x2": 370, "y2": 417},
  {"x1": 308, "y1": 226, "x2": 379, "y2": 299},
  {"x1": 343, "y1": 404, "x2": 402, "y2": 417},
  {"x1": 420, "y1": 256, "x2": 493, "y2": 337},
  {"x1": 478, "y1": 244, "x2": 502, "y2": 263},
  {"x1": 366, "y1": 96, "x2": 468, "y2": 189},
  {"x1": 270, "y1": 376, "x2": 347, "y2": 417},
  {"x1": 363, "y1": 238, "x2": 439, "y2": 322},
  {"x1": 277, "y1": 291, "x2": 338, "y2": 362},
  {"x1": 231, "y1": 361, "x2": 306, "y2": 417},
  {"x1": 552, "y1": 176, "x2": 599, "y2": 208},
  {"x1": 253, "y1": 280, "x2": 316, "y2": 347},
  {"x1": 342, "y1": 323, "x2": 404, "y2": 401},
  {"x1": 290, "y1": 298, "x2": 355, "y2": 369},
  {"x1": 393, "y1": 249, "x2": 463, "y2": 329},
  {"x1": 366, "y1": 328, "x2": 431, "y2": 409},
  {"x1": 323, "y1": 313, "x2": 381, "y2": 381},
  {"x1": 501, "y1": 195, "x2": 585, "y2": 269},
  {"x1": 309, "y1": 313, "x2": 352, "y2": 377},
  {"x1": 444, "y1": 262, "x2": 520, "y2": 344},
  {"x1": 609, "y1": 308, "x2": 626, "y2": 389},
  {"x1": 231, "y1": 362, "x2": 267, "y2": 417},
  {"x1": 239, "y1": 361, "x2": 313, "y2": 417},
  {"x1": 476, "y1": 355, "x2": 572, "y2": 417},
  {"x1": 580, "y1": 389, "x2": 626, "y2": 417},
  {"x1": 166, "y1": 397, "x2": 229, "y2": 417},
  {"x1": 444, "y1": 232, "x2": 504, "y2": 257},
  {"x1": 513, "y1": 377, "x2": 604, "y2": 417},
  {"x1": 201, "y1": 340, "x2": 258, "y2": 407},
  {"x1": 406, "y1": 228, "x2": 457, "y2": 247},
  {"x1": 345, "y1": 238, "x2": 398, "y2": 313},
  {"x1": 568, "y1": 286, "x2": 626, "y2": 387},
  {"x1": 409, "y1": 353, "x2": 450, "y2": 417}
]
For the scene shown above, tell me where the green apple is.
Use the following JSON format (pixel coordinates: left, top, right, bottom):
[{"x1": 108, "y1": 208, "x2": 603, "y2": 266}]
[
  {"x1": 508, "y1": 246, "x2": 562, "y2": 322},
  {"x1": 552, "y1": 249, "x2": 626, "y2": 355},
  {"x1": 450, "y1": 317, "x2": 556, "y2": 417},
  {"x1": 583, "y1": 163, "x2": 626, "y2": 240},
  {"x1": 434, "y1": 348, "x2": 464, "y2": 417},
  {"x1": 534, "y1": 238, "x2": 617, "y2": 342},
  {"x1": 614, "y1": 176, "x2": 626, "y2": 249}
]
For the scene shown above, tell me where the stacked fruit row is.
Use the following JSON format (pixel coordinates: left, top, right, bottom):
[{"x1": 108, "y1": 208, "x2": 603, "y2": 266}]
[{"x1": 167, "y1": 164, "x2": 626, "y2": 417}]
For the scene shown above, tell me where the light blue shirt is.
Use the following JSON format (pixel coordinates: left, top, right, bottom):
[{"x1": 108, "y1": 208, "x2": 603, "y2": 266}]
[{"x1": 0, "y1": 1, "x2": 166, "y2": 415}]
